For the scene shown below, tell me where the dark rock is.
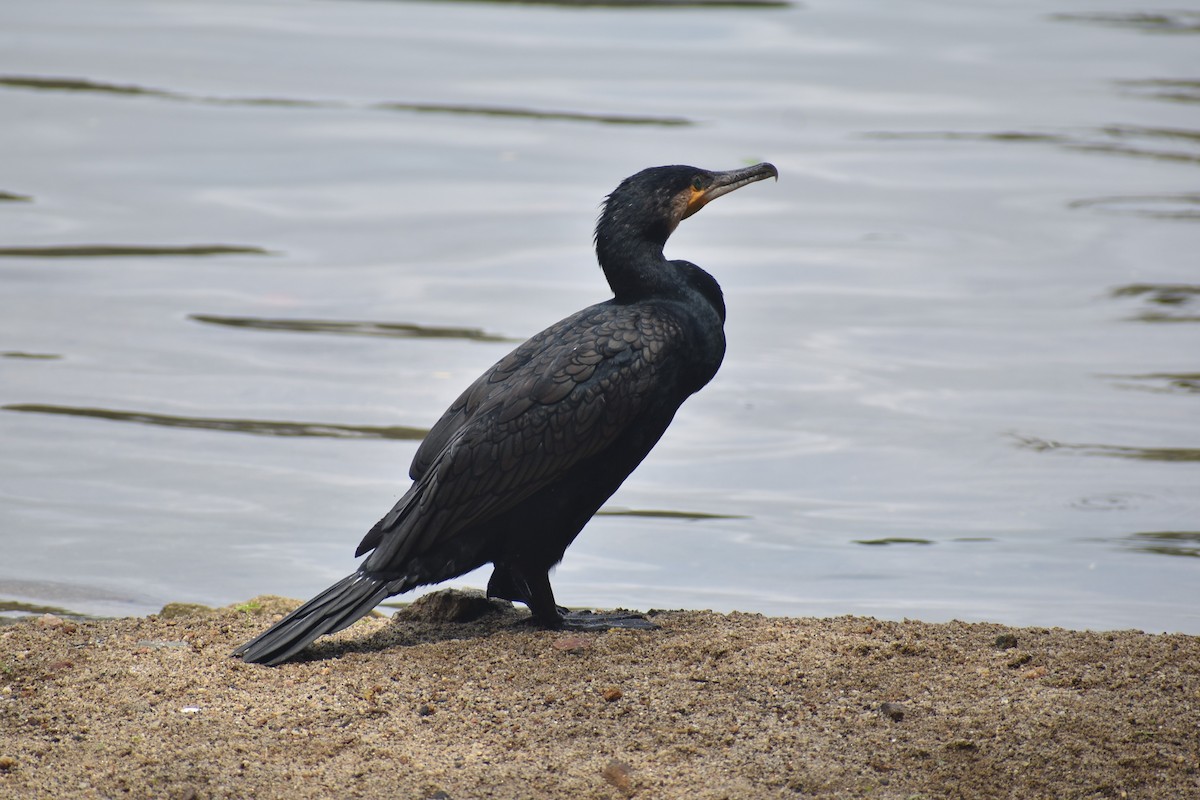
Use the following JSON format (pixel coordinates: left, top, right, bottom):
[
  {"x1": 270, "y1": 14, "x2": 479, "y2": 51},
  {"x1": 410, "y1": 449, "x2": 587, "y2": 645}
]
[
  {"x1": 158, "y1": 603, "x2": 214, "y2": 619},
  {"x1": 879, "y1": 702, "x2": 906, "y2": 722},
  {"x1": 395, "y1": 588, "x2": 511, "y2": 623},
  {"x1": 994, "y1": 633, "x2": 1019, "y2": 650}
]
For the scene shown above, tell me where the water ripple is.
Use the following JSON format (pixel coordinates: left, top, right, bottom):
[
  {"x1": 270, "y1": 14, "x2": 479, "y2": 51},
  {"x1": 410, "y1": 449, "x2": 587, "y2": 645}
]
[
  {"x1": 1, "y1": 351, "x2": 61, "y2": 360},
  {"x1": 1049, "y1": 12, "x2": 1200, "y2": 34},
  {"x1": 0, "y1": 244, "x2": 272, "y2": 258},
  {"x1": 0, "y1": 74, "x2": 695, "y2": 127},
  {"x1": 428, "y1": 0, "x2": 788, "y2": 6},
  {"x1": 1118, "y1": 78, "x2": 1200, "y2": 105},
  {"x1": 595, "y1": 507, "x2": 749, "y2": 521},
  {"x1": 1069, "y1": 194, "x2": 1200, "y2": 221},
  {"x1": 1103, "y1": 372, "x2": 1200, "y2": 395},
  {"x1": 864, "y1": 126, "x2": 1200, "y2": 166},
  {"x1": 1111, "y1": 283, "x2": 1200, "y2": 323},
  {"x1": 3, "y1": 404, "x2": 429, "y2": 440},
  {"x1": 190, "y1": 314, "x2": 518, "y2": 343},
  {"x1": 1121, "y1": 532, "x2": 1200, "y2": 559},
  {"x1": 1013, "y1": 434, "x2": 1200, "y2": 463}
]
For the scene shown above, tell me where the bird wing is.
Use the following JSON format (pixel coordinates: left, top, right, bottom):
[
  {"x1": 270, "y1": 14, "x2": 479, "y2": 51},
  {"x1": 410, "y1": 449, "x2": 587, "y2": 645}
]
[
  {"x1": 356, "y1": 302, "x2": 689, "y2": 570},
  {"x1": 407, "y1": 309, "x2": 586, "y2": 482}
]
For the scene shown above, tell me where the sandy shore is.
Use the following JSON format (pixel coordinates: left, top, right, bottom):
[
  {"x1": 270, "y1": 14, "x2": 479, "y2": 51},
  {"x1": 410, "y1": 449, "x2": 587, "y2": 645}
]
[{"x1": 2, "y1": 589, "x2": 1197, "y2": 799}]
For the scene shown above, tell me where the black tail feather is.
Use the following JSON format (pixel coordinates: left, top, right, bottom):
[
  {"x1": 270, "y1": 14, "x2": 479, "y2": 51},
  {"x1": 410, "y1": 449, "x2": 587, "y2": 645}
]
[{"x1": 232, "y1": 572, "x2": 395, "y2": 666}]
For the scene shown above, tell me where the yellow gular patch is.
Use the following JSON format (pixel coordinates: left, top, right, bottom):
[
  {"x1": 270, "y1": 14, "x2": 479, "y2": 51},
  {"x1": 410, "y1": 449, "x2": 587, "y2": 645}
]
[{"x1": 684, "y1": 187, "x2": 709, "y2": 217}]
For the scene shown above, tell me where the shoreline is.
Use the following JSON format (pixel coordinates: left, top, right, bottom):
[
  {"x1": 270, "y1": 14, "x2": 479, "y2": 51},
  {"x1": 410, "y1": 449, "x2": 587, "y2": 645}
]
[{"x1": 3, "y1": 590, "x2": 1198, "y2": 798}]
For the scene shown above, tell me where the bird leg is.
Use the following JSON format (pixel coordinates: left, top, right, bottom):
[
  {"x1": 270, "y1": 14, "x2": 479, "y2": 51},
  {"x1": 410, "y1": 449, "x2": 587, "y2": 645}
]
[{"x1": 487, "y1": 564, "x2": 657, "y2": 631}]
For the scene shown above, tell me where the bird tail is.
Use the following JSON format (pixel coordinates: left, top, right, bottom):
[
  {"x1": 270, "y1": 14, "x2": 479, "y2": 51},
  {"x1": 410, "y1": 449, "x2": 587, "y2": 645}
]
[{"x1": 232, "y1": 572, "x2": 395, "y2": 666}]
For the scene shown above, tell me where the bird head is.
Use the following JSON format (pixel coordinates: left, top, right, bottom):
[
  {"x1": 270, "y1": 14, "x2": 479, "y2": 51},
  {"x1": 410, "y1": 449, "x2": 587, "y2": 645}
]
[{"x1": 596, "y1": 162, "x2": 779, "y2": 250}]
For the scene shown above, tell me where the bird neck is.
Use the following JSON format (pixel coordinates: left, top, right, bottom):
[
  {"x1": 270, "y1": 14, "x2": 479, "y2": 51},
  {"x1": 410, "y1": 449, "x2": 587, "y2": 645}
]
[
  {"x1": 596, "y1": 238, "x2": 726, "y2": 323},
  {"x1": 593, "y1": 193, "x2": 682, "y2": 300},
  {"x1": 597, "y1": 241, "x2": 670, "y2": 301}
]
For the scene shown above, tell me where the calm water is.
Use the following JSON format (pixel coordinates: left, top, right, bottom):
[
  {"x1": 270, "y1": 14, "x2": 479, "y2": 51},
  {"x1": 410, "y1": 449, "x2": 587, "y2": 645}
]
[{"x1": 2, "y1": 0, "x2": 1197, "y2": 631}]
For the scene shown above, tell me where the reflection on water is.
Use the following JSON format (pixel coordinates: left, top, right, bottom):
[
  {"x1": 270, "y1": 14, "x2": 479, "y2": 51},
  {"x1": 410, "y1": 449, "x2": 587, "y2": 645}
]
[
  {"x1": 425, "y1": 0, "x2": 789, "y2": 7},
  {"x1": 0, "y1": 75, "x2": 178, "y2": 98},
  {"x1": 190, "y1": 314, "x2": 518, "y2": 343},
  {"x1": 1, "y1": 351, "x2": 61, "y2": 360},
  {"x1": 853, "y1": 537, "x2": 934, "y2": 546},
  {"x1": 1111, "y1": 284, "x2": 1200, "y2": 305},
  {"x1": 866, "y1": 130, "x2": 1059, "y2": 143},
  {"x1": 1104, "y1": 372, "x2": 1200, "y2": 395},
  {"x1": 1122, "y1": 532, "x2": 1200, "y2": 559},
  {"x1": 1072, "y1": 493, "x2": 1149, "y2": 512},
  {"x1": 3, "y1": 404, "x2": 429, "y2": 440},
  {"x1": 1102, "y1": 123, "x2": 1200, "y2": 147},
  {"x1": 0, "y1": 191, "x2": 32, "y2": 202},
  {"x1": 1111, "y1": 283, "x2": 1200, "y2": 323},
  {"x1": 0, "y1": 244, "x2": 271, "y2": 258},
  {"x1": 1119, "y1": 78, "x2": 1200, "y2": 105},
  {"x1": 1014, "y1": 435, "x2": 1200, "y2": 463},
  {"x1": 0, "y1": 74, "x2": 693, "y2": 127},
  {"x1": 1069, "y1": 194, "x2": 1200, "y2": 221},
  {"x1": 1050, "y1": 11, "x2": 1200, "y2": 34},
  {"x1": 865, "y1": 127, "x2": 1200, "y2": 166},
  {"x1": 372, "y1": 101, "x2": 691, "y2": 126},
  {"x1": 595, "y1": 507, "x2": 748, "y2": 521}
]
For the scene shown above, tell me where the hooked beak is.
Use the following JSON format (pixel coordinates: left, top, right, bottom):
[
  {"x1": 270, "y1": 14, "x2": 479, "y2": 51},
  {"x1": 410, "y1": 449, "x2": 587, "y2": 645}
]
[{"x1": 683, "y1": 162, "x2": 779, "y2": 219}]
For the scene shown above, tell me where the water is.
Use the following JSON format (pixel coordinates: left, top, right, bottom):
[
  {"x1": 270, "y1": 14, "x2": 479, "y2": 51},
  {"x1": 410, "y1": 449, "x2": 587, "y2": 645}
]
[{"x1": 2, "y1": 0, "x2": 1197, "y2": 632}]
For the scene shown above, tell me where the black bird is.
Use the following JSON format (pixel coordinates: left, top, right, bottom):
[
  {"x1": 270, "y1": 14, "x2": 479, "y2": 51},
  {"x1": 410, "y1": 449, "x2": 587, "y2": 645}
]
[{"x1": 234, "y1": 162, "x2": 778, "y2": 665}]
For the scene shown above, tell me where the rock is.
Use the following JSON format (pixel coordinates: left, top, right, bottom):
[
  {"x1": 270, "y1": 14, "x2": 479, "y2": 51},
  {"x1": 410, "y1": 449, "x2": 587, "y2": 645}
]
[
  {"x1": 552, "y1": 635, "x2": 592, "y2": 652},
  {"x1": 879, "y1": 702, "x2": 906, "y2": 722},
  {"x1": 158, "y1": 603, "x2": 214, "y2": 619},
  {"x1": 994, "y1": 633, "x2": 1019, "y2": 650},
  {"x1": 396, "y1": 589, "x2": 511, "y2": 623},
  {"x1": 1007, "y1": 652, "x2": 1033, "y2": 669}
]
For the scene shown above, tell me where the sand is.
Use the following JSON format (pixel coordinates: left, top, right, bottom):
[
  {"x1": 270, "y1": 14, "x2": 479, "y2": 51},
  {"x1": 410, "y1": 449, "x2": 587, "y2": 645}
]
[{"x1": 2, "y1": 589, "x2": 1198, "y2": 799}]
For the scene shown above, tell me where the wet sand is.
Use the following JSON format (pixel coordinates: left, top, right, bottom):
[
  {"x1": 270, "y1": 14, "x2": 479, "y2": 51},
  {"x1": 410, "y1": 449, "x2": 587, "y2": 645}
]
[{"x1": 2, "y1": 590, "x2": 1197, "y2": 799}]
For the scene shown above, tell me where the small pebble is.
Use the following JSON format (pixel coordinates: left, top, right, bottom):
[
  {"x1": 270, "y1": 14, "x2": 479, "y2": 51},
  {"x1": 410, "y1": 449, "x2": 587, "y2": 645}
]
[
  {"x1": 602, "y1": 687, "x2": 623, "y2": 702},
  {"x1": 134, "y1": 640, "x2": 189, "y2": 650},
  {"x1": 158, "y1": 603, "x2": 214, "y2": 619},
  {"x1": 553, "y1": 635, "x2": 592, "y2": 652},
  {"x1": 994, "y1": 633, "x2": 1019, "y2": 650},
  {"x1": 34, "y1": 614, "x2": 64, "y2": 629},
  {"x1": 601, "y1": 760, "x2": 634, "y2": 796},
  {"x1": 879, "y1": 702, "x2": 906, "y2": 722}
]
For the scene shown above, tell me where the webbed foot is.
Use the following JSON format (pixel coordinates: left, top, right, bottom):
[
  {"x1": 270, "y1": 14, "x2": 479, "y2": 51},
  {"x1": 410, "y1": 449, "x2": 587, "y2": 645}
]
[{"x1": 559, "y1": 609, "x2": 659, "y2": 631}]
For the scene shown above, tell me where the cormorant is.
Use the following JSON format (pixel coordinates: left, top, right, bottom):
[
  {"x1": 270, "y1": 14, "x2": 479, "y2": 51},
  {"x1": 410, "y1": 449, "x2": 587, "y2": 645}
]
[{"x1": 234, "y1": 162, "x2": 778, "y2": 665}]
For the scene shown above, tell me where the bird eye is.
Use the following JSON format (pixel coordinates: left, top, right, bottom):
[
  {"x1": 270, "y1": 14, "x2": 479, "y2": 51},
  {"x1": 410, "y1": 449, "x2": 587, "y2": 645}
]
[{"x1": 691, "y1": 177, "x2": 705, "y2": 191}]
